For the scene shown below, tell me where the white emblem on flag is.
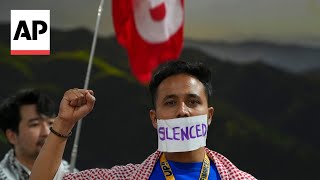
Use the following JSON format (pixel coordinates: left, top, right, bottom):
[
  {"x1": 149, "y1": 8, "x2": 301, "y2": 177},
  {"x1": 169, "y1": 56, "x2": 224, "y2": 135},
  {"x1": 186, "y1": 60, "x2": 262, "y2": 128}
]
[{"x1": 133, "y1": 0, "x2": 183, "y2": 43}]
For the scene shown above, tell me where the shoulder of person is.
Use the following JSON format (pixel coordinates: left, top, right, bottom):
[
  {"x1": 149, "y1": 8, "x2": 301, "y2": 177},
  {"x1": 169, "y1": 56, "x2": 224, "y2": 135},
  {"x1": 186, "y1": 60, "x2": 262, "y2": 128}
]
[
  {"x1": 63, "y1": 151, "x2": 159, "y2": 179},
  {"x1": 63, "y1": 163, "x2": 141, "y2": 180},
  {"x1": 0, "y1": 154, "x2": 10, "y2": 172},
  {"x1": 0, "y1": 168, "x2": 10, "y2": 180},
  {"x1": 61, "y1": 159, "x2": 70, "y2": 167},
  {"x1": 205, "y1": 148, "x2": 257, "y2": 180},
  {"x1": 60, "y1": 159, "x2": 78, "y2": 173}
]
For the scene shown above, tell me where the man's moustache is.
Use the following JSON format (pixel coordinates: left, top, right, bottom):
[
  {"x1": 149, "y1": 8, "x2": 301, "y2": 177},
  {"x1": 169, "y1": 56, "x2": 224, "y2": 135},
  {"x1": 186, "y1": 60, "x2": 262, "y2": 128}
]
[{"x1": 36, "y1": 139, "x2": 46, "y2": 146}]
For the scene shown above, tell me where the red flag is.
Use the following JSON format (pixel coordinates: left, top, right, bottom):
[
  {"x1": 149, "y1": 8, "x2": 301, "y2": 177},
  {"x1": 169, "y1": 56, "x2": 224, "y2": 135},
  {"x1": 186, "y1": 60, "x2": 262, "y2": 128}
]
[{"x1": 112, "y1": 0, "x2": 184, "y2": 84}]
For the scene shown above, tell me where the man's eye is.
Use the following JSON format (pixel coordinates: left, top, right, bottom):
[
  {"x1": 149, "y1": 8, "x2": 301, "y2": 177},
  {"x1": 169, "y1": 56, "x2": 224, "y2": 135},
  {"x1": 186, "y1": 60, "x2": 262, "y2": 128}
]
[
  {"x1": 29, "y1": 123, "x2": 39, "y2": 127},
  {"x1": 165, "y1": 101, "x2": 176, "y2": 105},
  {"x1": 189, "y1": 99, "x2": 200, "y2": 105}
]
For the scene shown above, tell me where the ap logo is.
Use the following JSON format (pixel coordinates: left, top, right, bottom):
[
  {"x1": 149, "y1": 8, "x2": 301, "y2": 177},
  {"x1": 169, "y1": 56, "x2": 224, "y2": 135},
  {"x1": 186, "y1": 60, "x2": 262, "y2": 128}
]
[{"x1": 11, "y1": 10, "x2": 50, "y2": 55}]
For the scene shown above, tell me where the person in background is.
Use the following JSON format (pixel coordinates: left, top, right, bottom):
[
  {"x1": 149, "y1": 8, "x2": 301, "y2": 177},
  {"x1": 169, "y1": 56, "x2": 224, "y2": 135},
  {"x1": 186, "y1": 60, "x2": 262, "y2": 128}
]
[{"x1": 0, "y1": 89, "x2": 75, "y2": 180}]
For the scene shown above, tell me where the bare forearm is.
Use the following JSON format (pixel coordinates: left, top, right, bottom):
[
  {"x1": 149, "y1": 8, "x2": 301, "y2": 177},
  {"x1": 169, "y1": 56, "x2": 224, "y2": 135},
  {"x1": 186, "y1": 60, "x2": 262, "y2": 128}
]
[
  {"x1": 30, "y1": 89, "x2": 95, "y2": 179},
  {"x1": 30, "y1": 119, "x2": 73, "y2": 180}
]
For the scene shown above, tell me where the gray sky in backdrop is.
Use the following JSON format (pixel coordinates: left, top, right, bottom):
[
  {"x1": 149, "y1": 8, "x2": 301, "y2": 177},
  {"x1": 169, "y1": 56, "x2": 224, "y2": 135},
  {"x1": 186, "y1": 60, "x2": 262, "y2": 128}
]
[{"x1": 1, "y1": 0, "x2": 320, "y2": 47}]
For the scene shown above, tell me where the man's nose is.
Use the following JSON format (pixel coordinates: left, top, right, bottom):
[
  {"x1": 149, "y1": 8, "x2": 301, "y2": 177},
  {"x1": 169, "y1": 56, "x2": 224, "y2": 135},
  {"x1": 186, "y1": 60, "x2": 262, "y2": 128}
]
[
  {"x1": 40, "y1": 123, "x2": 50, "y2": 137},
  {"x1": 176, "y1": 102, "x2": 190, "y2": 118}
]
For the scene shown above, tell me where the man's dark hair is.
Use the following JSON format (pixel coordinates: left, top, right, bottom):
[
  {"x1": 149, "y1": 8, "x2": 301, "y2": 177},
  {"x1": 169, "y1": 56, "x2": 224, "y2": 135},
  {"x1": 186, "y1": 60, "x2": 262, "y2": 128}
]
[
  {"x1": 0, "y1": 89, "x2": 56, "y2": 134},
  {"x1": 149, "y1": 60, "x2": 213, "y2": 108}
]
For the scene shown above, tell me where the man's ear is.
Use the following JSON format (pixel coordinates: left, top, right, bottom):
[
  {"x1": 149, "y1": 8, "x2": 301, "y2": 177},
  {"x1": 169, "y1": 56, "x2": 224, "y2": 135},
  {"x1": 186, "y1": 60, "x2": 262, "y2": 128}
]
[
  {"x1": 5, "y1": 129, "x2": 17, "y2": 145},
  {"x1": 207, "y1": 107, "x2": 214, "y2": 126},
  {"x1": 149, "y1": 109, "x2": 157, "y2": 129}
]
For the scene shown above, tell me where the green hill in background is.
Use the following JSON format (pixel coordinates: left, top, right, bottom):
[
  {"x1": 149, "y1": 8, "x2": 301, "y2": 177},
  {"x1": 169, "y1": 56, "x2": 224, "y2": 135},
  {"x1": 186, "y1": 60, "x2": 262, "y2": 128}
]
[{"x1": 0, "y1": 24, "x2": 319, "y2": 180}]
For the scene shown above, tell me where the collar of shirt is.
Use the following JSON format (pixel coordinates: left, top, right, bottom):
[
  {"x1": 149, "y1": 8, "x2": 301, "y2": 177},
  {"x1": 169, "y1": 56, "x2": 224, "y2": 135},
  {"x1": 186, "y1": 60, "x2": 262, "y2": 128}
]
[{"x1": 0, "y1": 149, "x2": 30, "y2": 180}]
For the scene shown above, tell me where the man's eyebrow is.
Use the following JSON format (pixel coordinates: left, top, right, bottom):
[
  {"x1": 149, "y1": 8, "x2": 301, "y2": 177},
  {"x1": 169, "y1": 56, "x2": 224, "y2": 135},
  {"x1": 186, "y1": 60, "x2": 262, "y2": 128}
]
[
  {"x1": 162, "y1": 94, "x2": 177, "y2": 101},
  {"x1": 187, "y1": 93, "x2": 201, "y2": 99},
  {"x1": 27, "y1": 117, "x2": 41, "y2": 123}
]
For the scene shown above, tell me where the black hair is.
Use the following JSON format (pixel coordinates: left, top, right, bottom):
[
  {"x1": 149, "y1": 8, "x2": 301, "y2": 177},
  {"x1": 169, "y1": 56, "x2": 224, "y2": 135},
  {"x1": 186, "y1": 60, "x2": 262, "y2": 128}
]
[
  {"x1": 149, "y1": 60, "x2": 213, "y2": 108},
  {"x1": 0, "y1": 89, "x2": 56, "y2": 134}
]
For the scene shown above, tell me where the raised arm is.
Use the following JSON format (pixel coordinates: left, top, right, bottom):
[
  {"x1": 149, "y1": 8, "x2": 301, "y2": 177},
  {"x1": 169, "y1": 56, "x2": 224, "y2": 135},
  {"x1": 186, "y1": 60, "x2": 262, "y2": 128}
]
[{"x1": 30, "y1": 88, "x2": 95, "y2": 180}]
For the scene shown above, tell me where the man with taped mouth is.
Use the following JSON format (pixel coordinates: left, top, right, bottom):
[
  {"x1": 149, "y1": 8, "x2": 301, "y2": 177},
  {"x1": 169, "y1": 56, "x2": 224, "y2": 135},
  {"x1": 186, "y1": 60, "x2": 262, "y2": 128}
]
[
  {"x1": 0, "y1": 89, "x2": 75, "y2": 180},
  {"x1": 30, "y1": 61, "x2": 257, "y2": 180}
]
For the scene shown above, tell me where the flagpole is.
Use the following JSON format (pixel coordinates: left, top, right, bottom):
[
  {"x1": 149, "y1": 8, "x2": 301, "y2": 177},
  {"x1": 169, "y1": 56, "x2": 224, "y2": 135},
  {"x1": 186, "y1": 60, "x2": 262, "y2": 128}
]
[{"x1": 69, "y1": 0, "x2": 105, "y2": 172}]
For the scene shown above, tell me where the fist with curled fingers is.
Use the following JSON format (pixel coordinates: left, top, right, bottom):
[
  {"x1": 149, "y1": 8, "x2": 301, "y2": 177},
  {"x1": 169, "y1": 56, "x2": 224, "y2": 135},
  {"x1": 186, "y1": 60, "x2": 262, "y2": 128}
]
[{"x1": 57, "y1": 88, "x2": 95, "y2": 127}]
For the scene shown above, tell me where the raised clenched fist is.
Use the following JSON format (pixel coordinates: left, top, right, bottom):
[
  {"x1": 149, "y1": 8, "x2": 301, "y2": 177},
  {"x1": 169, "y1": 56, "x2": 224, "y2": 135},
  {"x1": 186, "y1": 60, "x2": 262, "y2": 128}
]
[{"x1": 56, "y1": 88, "x2": 95, "y2": 129}]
